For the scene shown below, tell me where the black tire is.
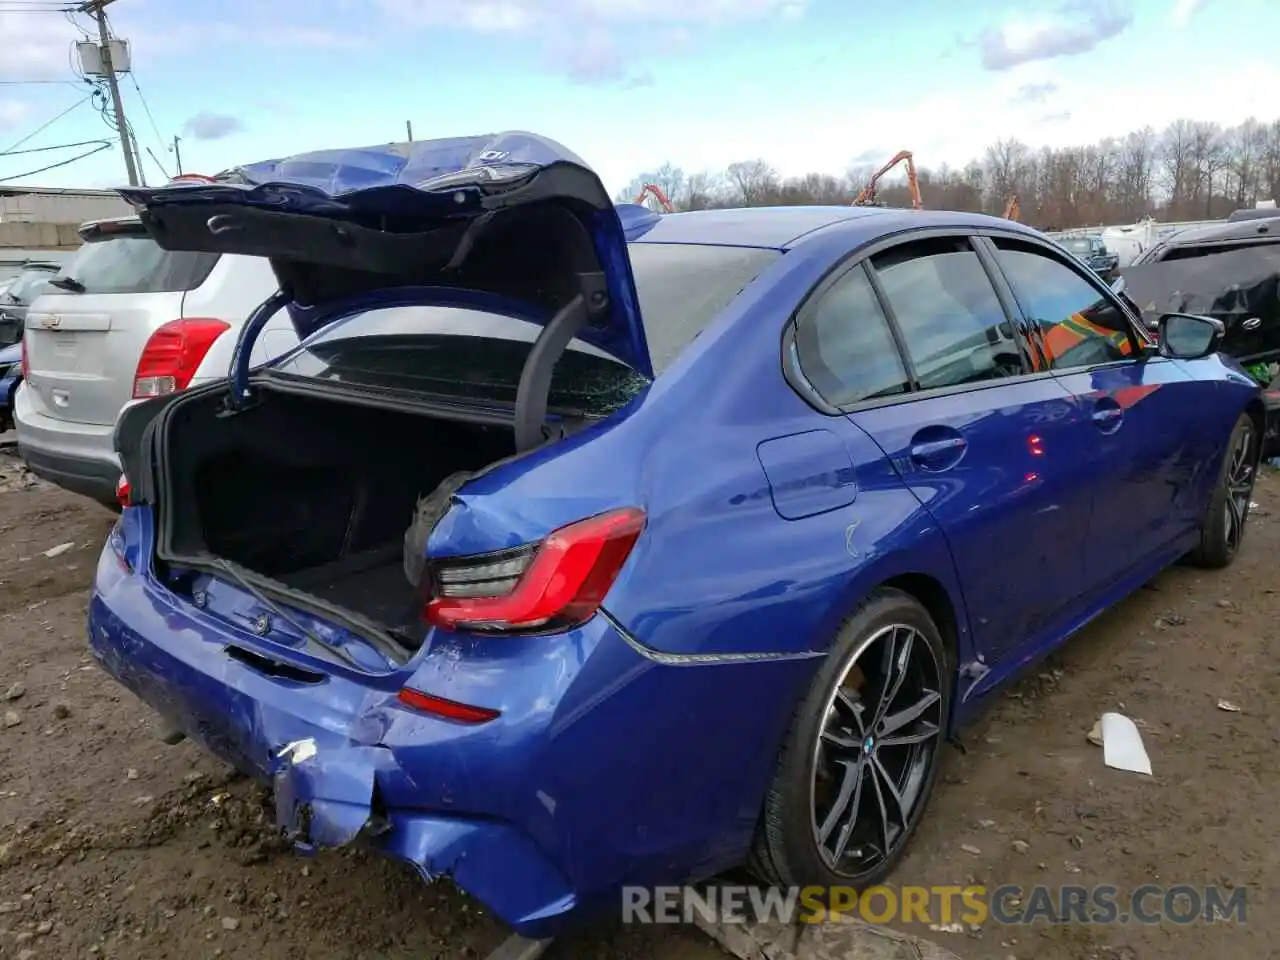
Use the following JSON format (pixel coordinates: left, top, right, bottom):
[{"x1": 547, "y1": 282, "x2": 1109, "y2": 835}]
[
  {"x1": 749, "y1": 588, "x2": 952, "y2": 892},
  {"x1": 1188, "y1": 413, "x2": 1259, "y2": 569}
]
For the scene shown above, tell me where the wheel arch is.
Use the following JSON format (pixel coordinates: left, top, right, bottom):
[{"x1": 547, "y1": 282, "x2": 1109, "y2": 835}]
[
  {"x1": 818, "y1": 541, "x2": 974, "y2": 697},
  {"x1": 881, "y1": 572, "x2": 960, "y2": 669},
  {"x1": 1245, "y1": 397, "x2": 1267, "y2": 454}
]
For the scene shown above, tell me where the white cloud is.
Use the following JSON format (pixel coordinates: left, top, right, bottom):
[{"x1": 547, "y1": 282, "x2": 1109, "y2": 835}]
[
  {"x1": 378, "y1": 0, "x2": 804, "y2": 81},
  {"x1": 978, "y1": 1, "x2": 1132, "y2": 71},
  {"x1": 379, "y1": 0, "x2": 804, "y2": 28},
  {"x1": 1170, "y1": 0, "x2": 1206, "y2": 27},
  {"x1": 0, "y1": 12, "x2": 79, "y2": 79},
  {"x1": 0, "y1": 101, "x2": 33, "y2": 133},
  {"x1": 585, "y1": 59, "x2": 1280, "y2": 194}
]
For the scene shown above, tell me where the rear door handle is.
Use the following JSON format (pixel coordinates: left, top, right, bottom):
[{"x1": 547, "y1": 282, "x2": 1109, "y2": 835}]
[
  {"x1": 1091, "y1": 402, "x2": 1124, "y2": 433},
  {"x1": 909, "y1": 435, "x2": 967, "y2": 471},
  {"x1": 1241, "y1": 316, "x2": 1262, "y2": 331}
]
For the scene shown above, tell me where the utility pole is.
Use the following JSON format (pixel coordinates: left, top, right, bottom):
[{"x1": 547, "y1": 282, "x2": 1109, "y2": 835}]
[
  {"x1": 171, "y1": 135, "x2": 183, "y2": 175},
  {"x1": 405, "y1": 120, "x2": 413, "y2": 142},
  {"x1": 80, "y1": 0, "x2": 139, "y2": 186}
]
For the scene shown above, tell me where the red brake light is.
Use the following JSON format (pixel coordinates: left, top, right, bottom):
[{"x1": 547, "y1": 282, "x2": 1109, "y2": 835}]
[
  {"x1": 133, "y1": 317, "x2": 230, "y2": 398},
  {"x1": 424, "y1": 507, "x2": 646, "y2": 633},
  {"x1": 116, "y1": 474, "x2": 131, "y2": 508},
  {"x1": 20, "y1": 334, "x2": 28, "y2": 381}
]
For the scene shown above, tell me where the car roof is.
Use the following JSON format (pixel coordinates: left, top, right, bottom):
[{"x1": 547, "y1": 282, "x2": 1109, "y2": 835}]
[
  {"x1": 1159, "y1": 216, "x2": 1280, "y2": 247},
  {"x1": 625, "y1": 205, "x2": 1042, "y2": 250}
]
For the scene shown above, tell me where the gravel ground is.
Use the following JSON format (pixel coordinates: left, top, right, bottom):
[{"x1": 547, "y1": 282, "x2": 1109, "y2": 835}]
[{"x1": 0, "y1": 446, "x2": 1275, "y2": 960}]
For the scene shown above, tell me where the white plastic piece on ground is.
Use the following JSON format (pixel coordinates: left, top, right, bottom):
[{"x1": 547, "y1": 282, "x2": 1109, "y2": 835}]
[
  {"x1": 42, "y1": 542, "x2": 74, "y2": 558},
  {"x1": 483, "y1": 934, "x2": 553, "y2": 960},
  {"x1": 1100, "y1": 712, "x2": 1152, "y2": 776}
]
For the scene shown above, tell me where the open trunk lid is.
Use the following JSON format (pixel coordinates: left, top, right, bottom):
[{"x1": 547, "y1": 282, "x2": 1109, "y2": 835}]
[{"x1": 116, "y1": 132, "x2": 655, "y2": 386}]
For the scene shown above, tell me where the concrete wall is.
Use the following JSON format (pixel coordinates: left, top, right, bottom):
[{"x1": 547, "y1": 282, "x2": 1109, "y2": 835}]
[
  {"x1": 0, "y1": 222, "x2": 82, "y2": 250},
  {"x1": 0, "y1": 189, "x2": 131, "y2": 225}
]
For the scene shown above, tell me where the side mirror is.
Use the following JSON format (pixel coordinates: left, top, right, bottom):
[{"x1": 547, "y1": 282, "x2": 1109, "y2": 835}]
[{"x1": 1157, "y1": 313, "x2": 1224, "y2": 360}]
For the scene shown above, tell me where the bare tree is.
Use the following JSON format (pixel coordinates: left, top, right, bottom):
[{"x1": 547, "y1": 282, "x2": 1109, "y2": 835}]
[
  {"x1": 618, "y1": 114, "x2": 1280, "y2": 229},
  {"x1": 725, "y1": 159, "x2": 779, "y2": 205},
  {"x1": 1116, "y1": 127, "x2": 1156, "y2": 220}
]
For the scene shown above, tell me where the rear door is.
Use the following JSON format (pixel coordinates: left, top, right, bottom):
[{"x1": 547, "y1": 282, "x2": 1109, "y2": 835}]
[
  {"x1": 802, "y1": 234, "x2": 1097, "y2": 666},
  {"x1": 23, "y1": 222, "x2": 219, "y2": 426},
  {"x1": 986, "y1": 234, "x2": 1210, "y2": 584}
]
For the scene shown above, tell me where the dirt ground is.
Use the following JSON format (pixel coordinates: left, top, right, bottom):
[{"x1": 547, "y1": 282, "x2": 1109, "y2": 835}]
[{"x1": 0, "y1": 444, "x2": 1275, "y2": 960}]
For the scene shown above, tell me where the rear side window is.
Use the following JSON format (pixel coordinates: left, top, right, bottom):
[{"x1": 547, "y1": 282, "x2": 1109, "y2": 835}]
[
  {"x1": 57, "y1": 234, "x2": 218, "y2": 294},
  {"x1": 794, "y1": 265, "x2": 909, "y2": 406},
  {"x1": 629, "y1": 243, "x2": 780, "y2": 372},
  {"x1": 870, "y1": 237, "x2": 1024, "y2": 389}
]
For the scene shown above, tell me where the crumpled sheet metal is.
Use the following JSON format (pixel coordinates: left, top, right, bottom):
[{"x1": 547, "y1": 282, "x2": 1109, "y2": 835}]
[
  {"x1": 403, "y1": 470, "x2": 476, "y2": 586},
  {"x1": 692, "y1": 911, "x2": 964, "y2": 960},
  {"x1": 1122, "y1": 245, "x2": 1280, "y2": 333}
]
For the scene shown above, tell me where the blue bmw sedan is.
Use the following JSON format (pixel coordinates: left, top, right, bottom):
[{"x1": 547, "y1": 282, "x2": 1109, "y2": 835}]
[{"x1": 90, "y1": 132, "x2": 1262, "y2": 940}]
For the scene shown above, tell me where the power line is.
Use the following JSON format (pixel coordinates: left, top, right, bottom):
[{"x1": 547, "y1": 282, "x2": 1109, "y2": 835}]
[
  {"x1": 0, "y1": 142, "x2": 111, "y2": 183},
  {"x1": 126, "y1": 72, "x2": 166, "y2": 153},
  {"x1": 1, "y1": 137, "x2": 109, "y2": 156},
  {"x1": 0, "y1": 95, "x2": 90, "y2": 155}
]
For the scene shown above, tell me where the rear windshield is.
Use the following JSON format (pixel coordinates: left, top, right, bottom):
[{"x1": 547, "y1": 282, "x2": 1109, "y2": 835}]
[
  {"x1": 55, "y1": 231, "x2": 219, "y2": 295},
  {"x1": 270, "y1": 242, "x2": 779, "y2": 412},
  {"x1": 1158, "y1": 238, "x2": 1280, "y2": 262},
  {"x1": 1064, "y1": 238, "x2": 1095, "y2": 254},
  {"x1": 5, "y1": 267, "x2": 58, "y2": 302}
]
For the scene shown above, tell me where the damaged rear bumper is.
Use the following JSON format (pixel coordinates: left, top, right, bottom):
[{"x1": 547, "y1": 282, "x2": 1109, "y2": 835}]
[{"x1": 87, "y1": 513, "x2": 819, "y2": 939}]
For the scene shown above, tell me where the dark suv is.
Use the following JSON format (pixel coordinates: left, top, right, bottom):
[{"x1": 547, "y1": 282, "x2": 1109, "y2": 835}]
[
  {"x1": 1061, "y1": 235, "x2": 1120, "y2": 281},
  {"x1": 1124, "y1": 215, "x2": 1280, "y2": 456}
]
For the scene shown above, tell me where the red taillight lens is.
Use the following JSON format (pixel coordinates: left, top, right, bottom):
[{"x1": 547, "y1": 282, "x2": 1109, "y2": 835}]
[
  {"x1": 423, "y1": 507, "x2": 646, "y2": 633},
  {"x1": 132, "y1": 317, "x2": 230, "y2": 398},
  {"x1": 116, "y1": 474, "x2": 131, "y2": 508},
  {"x1": 20, "y1": 334, "x2": 29, "y2": 381}
]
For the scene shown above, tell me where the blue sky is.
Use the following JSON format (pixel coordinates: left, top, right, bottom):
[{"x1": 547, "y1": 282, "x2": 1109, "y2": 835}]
[{"x1": 1, "y1": 0, "x2": 1277, "y2": 196}]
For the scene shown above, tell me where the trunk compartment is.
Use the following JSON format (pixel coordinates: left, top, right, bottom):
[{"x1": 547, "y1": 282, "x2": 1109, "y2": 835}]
[{"x1": 155, "y1": 384, "x2": 516, "y2": 654}]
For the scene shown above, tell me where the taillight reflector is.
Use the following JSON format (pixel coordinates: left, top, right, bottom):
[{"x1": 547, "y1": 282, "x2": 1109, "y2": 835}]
[
  {"x1": 424, "y1": 507, "x2": 646, "y2": 633},
  {"x1": 133, "y1": 317, "x2": 230, "y2": 398},
  {"x1": 396, "y1": 688, "x2": 500, "y2": 724}
]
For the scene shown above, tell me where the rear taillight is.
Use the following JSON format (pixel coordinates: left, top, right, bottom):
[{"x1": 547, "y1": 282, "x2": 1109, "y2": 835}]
[
  {"x1": 133, "y1": 318, "x2": 230, "y2": 398},
  {"x1": 20, "y1": 335, "x2": 28, "y2": 381},
  {"x1": 116, "y1": 474, "x2": 131, "y2": 508},
  {"x1": 423, "y1": 507, "x2": 646, "y2": 633}
]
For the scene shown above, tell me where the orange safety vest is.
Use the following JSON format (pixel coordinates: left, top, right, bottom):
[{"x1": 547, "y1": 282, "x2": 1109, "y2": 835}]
[{"x1": 1038, "y1": 311, "x2": 1132, "y2": 368}]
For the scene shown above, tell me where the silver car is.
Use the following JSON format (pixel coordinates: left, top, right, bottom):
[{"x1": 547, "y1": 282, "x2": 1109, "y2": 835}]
[{"x1": 15, "y1": 216, "x2": 296, "y2": 505}]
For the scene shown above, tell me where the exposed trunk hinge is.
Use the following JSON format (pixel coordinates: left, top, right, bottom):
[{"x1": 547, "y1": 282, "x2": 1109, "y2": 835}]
[
  {"x1": 224, "y1": 288, "x2": 294, "y2": 414},
  {"x1": 512, "y1": 271, "x2": 608, "y2": 453}
]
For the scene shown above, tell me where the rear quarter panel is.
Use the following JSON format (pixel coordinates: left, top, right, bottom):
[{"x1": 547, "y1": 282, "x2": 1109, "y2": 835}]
[{"x1": 430, "y1": 227, "x2": 973, "y2": 664}]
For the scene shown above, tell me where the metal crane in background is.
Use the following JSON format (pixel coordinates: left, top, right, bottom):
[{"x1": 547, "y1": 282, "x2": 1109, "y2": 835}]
[{"x1": 851, "y1": 150, "x2": 923, "y2": 209}]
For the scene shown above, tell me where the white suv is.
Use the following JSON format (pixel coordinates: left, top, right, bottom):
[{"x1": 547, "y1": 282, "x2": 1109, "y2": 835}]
[{"x1": 15, "y1": 216, "x2": 299, "y2": 505}]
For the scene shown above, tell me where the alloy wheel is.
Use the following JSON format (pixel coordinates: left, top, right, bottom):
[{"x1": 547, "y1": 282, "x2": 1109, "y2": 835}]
[
  {"x1": 1224, "y1": 424, "x2": 1256, "y2": 553},
  {"x1": 809, "y1": 623, "x2": 943, "y2": 876}
]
